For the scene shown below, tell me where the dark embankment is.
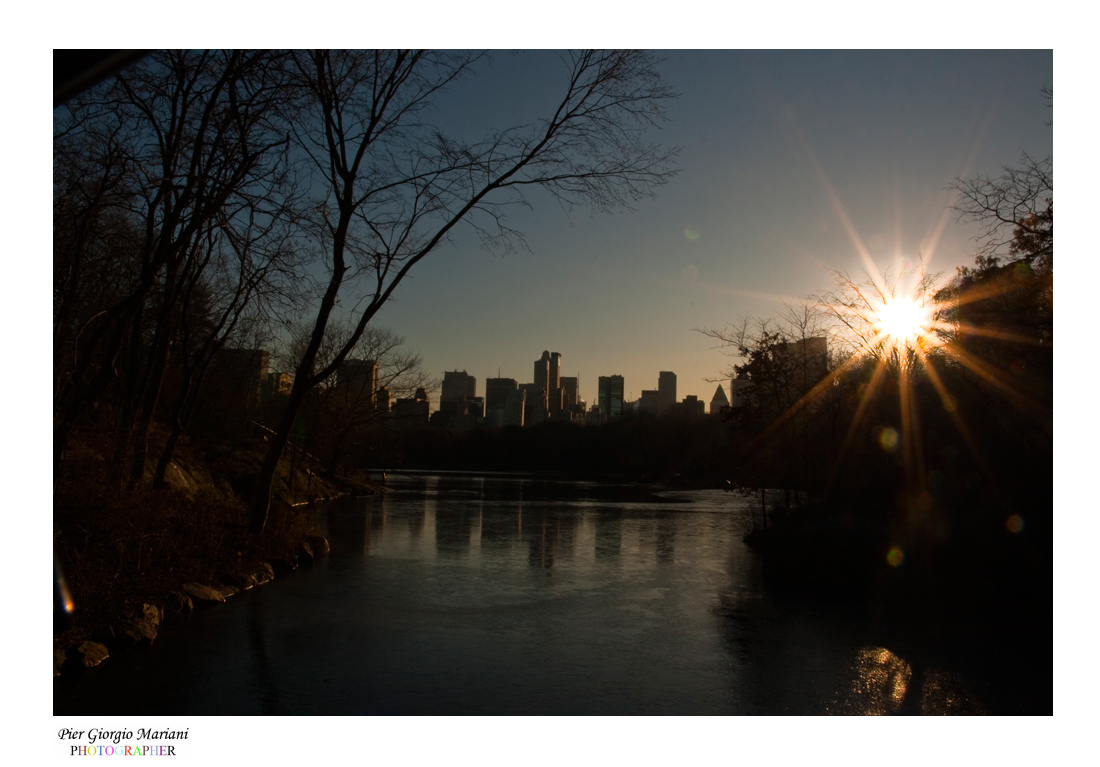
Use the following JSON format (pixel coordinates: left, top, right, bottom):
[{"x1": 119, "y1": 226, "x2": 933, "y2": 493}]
[{"x1": 52, "y1": 422, "x2": 374, "y2": 673}]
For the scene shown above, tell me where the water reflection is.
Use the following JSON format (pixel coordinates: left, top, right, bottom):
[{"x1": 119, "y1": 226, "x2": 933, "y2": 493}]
[
  {"x1": 246, "y1": 589, "x2": 280, "y2": 715},
  {"x1": 524, "y1": 510, "x2": 576, "y2": 568},
  {"x1": 54, "y1": 475, "x2": 1004, "y2": 715},
  {"x1": 594, "y1": 510, "x2": 622, "y2": 559}
]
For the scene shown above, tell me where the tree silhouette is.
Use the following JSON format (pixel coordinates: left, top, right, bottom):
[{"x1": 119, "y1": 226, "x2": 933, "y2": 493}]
[{"x1": 248, "y1": 50, "x2": 679, "y2": 531}]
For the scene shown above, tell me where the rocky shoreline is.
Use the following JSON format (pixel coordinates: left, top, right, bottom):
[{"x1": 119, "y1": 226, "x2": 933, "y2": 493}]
[{"x1": 53, "y1": 533, "x2": 332, "y2": 678}]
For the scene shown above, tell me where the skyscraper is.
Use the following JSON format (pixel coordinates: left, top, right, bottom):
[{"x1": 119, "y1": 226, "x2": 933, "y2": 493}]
[
  {"x1": 485, "y1": 377, "x2": 518, "y2": 411},
  {"x1": 598, "y1": 375, "x2": 625, "y2": 421},
  {"x1": 549, "y1": 352, "x2": 561, "y2": 414},
  {"x1": 441, "y1": 370, "x2": 477, "y2": 403},
  {"x1": 658, "y1": 371, "x2": 676, "y2": 415},
  {"x1": 533, "y1": 351, "x2": 551, "y2": 419},
  {"x1": 336, "y1": 359, "x2": 379, "y2": 413},
  {"x1": 560, "y1": 376, "x2": 578, "y2": 408},
  {"x1": 440, "y1": 370, "x2": 477, "y2": 420}
]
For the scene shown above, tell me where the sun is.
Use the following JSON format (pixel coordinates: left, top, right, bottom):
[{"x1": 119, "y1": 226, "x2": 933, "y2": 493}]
[{"x1": 873, "y1": 296, "x2": 932, "y2": 347}]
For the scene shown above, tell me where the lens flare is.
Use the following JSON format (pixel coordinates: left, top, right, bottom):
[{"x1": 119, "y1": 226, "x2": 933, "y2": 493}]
[
  {"x1": 877, "y1": 426, "x2": 899, "y2": 452},
  {"x1": 886, "y1": 546, "x2": 905, "y2": 567}
]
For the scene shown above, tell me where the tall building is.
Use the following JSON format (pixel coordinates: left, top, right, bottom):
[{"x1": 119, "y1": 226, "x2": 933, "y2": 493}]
[
  {"x1": 336, "y1": 359, "x2": 379, "y2": 413},
  {"x1": 658, "y1": 371, "x2": 677, "y2": 415},
  {"x1": 440, "y1": 370, "x2": 477, "y2": 421},
  {"x1": 441, "y1": 370, "x2": 477, "y2": 403},
  {"x1": 533, "y1": 350, "x2": 566, "y2": 418},
  {"x1": 519, "y1": 382, "x2": 546, "y2": 426},
  {"x1": 204, "y1": 348, "x2": 269, "y2": 425},
  {"x1": 549, "y1": 352, "x2": 562, "y2": 415},
  {"x1": 393, "y1": 387, "x2": 431, "y2": 426},
  {"x1": 597, "y1": 375, "x2": 625, "y2": 421},
  {"x1": 560, "y1": 376, "x2": 578, "y2": 408},
  {"x1": 504, "y1": 388, "x2": 526, "y2": 427},
  {"x1": 731, "y1": 377, "x2": 753, "y2": 408},
  {"x1": 338, "y1": 358, "x2": 378, "y2": 394},
  {"x1": 682, "y1": 394, "x2": 705, "y2": 417},
  {"x1": 533, "y1": 352, "x2": 550, "y2": 414},
  {"x1": 710, "y1": 384, "x2": 730, "y2": 414},
  {"x1": 639, "y1": 389, "x2": 660, "y2": 416},
  {"x1": 485, "y1": 377, "x2": 518, "y2": 411},
  {"x1": 782, "y1": 337, "x2": 829, "y2": 389}
]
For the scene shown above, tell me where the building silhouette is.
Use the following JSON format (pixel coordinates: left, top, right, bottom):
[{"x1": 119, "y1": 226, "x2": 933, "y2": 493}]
[
  {"x1": 781, "y1": 337, "x2": 829, "y2": 391},
  {"x1": 731, "y1": 377, "x2": 753, "y2": 407},
  {"x1": 728, "y1": 337, "x2": 829, "y2": 410},
  {"x1": 519, "y1": 382, "x2": 546, "y2": 426},
  {"x1": 533, "y1": 352, "x2": 550, "y2": 419},
  {"x1": 438, "y1": 370, "x2": 479, "y2": 428},
  {"x1": 532, "y1": 350, "x2": 568, "y2": 421},
  {"x1": 560, "y1": 376, "x2": 578, "y2": 408},
  {"x1": 598, "y1": 375, "x2": 625, "y2": 422},
  {"x1": 441, "y1": 369, "x2": 477, "y2": 405},
  {"x1": 202, "y1": 348, "x2": 269, "y2": 428},
  {"x1": 485, "y1": 377, "x2": 524, "y2": 428},
  {"x1": 334, "y1": 358, "x2": 380, "y2": 419},
  {"x1": 681, "y1": 394, "x2": 705, "y2": 417},
  {"x1": 393, "y1": 387, "x2": 431, "y2": 426},
  {"x1": 337, "y1": 359, "x2": 378, "y2": 397},
  {"x1": 710, "y1": 384, "x2": 730, "y2": 414},
  {"x1": 658, "y1": 371, "x2": 677, "y2": 416},
  {"x1": 485, "y1": 377, "x2": 517, "y2": 411},
  {"x1": 504, "y1": 388, "x2": 526, "y2": 427}
]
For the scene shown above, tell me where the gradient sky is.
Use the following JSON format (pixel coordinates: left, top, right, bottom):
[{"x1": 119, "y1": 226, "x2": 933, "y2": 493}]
[{"x1": 366, "y1": 50, "x2": 1052, "y2": 409}]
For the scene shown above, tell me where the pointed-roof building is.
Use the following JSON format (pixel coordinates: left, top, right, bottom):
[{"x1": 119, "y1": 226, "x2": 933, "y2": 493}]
[{"x1": 710, "y1": 384, "x2": 730, "y2": 414}]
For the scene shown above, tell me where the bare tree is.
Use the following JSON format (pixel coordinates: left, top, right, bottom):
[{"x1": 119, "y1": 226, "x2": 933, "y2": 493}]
[
  {"x1": 276, "y1": 321, "x2": 432, "y2": 476},
  {"x1": 53, "y1": 50, "x2": 298, "y2": 487},
  {"x1": 815, "y1": 264, "x2": 943, "y2": 372},
  {"x1": 248, "y1": 49, "x2": 679, "y2": 531},
  {"x1": 697, "y1": 303, "x2": 840, "y2": 512},
  {"x1": 951, "y1": 154, "x2": 1052, "y2": 273}
]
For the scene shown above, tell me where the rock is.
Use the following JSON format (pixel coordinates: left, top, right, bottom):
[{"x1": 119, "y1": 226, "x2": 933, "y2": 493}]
[
  {"x1": 164, "y1": 591, "x2": 193, "y2": 621},
  {"x1": 214, "y1": 583, "x2": 240, "y2": 599},
  {"x1": 296, "y1": 541, "x2": 315, "y2": 566},
  {"x1": 182, "y1": 582, "x2": 225, "y2": 603},
  {"x1": 142, "y1": 603, "x2": 163, "y2": 627},
  {"x1": 95, "y1": 616, "x2": 157, "y2": 651},
  {"x1": 54, "y1": 647, "x2": 67, "y2": 677},
  {"x1": 123, "y1": 616, "x2": 158, "y2": 646},
  {"x1": 304, "y1": 535, "x2": 330, "y2": 558},
  {"x1": 76, "y1": 641, "x2": 109, "y2": 668},
  {"x1": 221, "y1": 571, "x2": 257, "y2": 590},
  {"x1": 254, "y1": 562, "x2": 275, "y2": 585}
]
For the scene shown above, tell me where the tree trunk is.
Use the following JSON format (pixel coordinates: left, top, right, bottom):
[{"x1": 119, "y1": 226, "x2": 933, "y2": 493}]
[
  {"x1": 153, "y1": 355, "x2": 214, "y2": 487},
  {"x1": 128, "y1": 313, "x2": 173, "y2": 487},
  {"x1": 249, "y1": 382, "x2": 308, "y2": 533}
]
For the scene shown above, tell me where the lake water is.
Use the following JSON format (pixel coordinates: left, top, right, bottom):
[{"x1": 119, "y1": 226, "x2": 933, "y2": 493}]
[{"x1": 54, "y1": 474, "x2": 1000, "y2": 715}]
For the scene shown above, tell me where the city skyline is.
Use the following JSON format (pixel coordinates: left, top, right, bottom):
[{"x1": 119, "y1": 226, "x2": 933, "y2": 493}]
[{"x1": 366, "y1": 50, "x2": 1052, "y2": 409}]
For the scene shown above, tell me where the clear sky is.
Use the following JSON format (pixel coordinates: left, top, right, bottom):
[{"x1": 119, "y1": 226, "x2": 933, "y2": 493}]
[{"x1": 369, "y1": 50, "x2": 1053, "y2": 408}]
